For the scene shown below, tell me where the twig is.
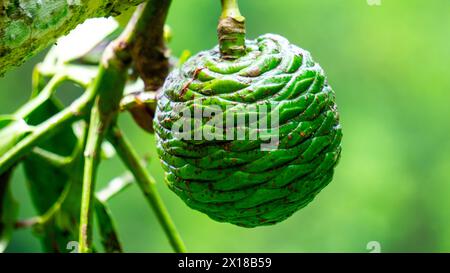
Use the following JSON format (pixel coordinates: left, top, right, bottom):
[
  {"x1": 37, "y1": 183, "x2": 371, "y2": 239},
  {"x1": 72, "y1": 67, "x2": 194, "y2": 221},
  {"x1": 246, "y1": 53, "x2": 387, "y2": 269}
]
[
  {"x1": 125, "y1": 0, "x2": 172, "y2": 133},
  {"x1": 128, "y1": 0, "x2": 172, "y2": 90},
  {"x1": 78, "y1": 54, "x2": 130, "y2": 253},
  {"x1": 78, "y1": 107, "x2": 107, "y2": 253},
  {"x1": 15, "y1": 170, "x2": 132, "y2": 231},
  {"x1": 15, "y1": 73, "x2": 68, "y2": 118},
  {"x1": 30, "y1": 122, "x2": 87, "y2": 169},
  {"x1": 108, "y1": 126, "x2": 186, "y2": 253},
  {"x1": 15, "y1": 178, "x2": 72, "y2": 230},
  {"x1": 78, "y1": 1, "x2": 176, "y2": 253},
  {"x1": 97, "y1": 172, "x2": 135, "y2": 202},
  {"x1": 0, "y1": 86, "x2": 96, "y2": 175}
]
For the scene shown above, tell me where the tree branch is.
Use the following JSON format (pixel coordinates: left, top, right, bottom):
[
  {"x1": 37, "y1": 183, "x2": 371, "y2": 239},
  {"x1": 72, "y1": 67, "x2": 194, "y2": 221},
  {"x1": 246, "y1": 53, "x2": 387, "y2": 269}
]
[
  {"x1": 0, "y1": 0, "x2": 145, "y2": 76},
  {"x1": 78, "y1": 46, "x2": 130, "y2": 253},
  {"x1": 129, "y1": 0, "x2": 172, "y2": 90},
  {"x1": 97, "y1": 172, "x2": 135, "y2": 202},
  {"x1": 108, "y1": 126, "x2": 186, "y2": 253},
  {"x1": 121, "y1": 0, "x2": 172, "y2": 133},
  {"x1": 78, "y1": 1, "x2": 177, "y2": 253}
]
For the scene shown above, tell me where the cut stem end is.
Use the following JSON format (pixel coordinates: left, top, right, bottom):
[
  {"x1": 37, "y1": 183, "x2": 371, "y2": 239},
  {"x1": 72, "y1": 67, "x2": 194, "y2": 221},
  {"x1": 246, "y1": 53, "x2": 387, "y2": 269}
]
[{"x1": 218, "y1": 0, "x2": 246, "y2": 60}]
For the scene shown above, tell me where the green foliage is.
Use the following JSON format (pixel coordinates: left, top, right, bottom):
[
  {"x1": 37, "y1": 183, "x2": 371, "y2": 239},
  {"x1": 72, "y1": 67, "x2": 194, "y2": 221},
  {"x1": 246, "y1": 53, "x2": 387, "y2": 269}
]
[
  {"x1": 22, "y1": 98, "x2": 85, "y2": 252},
  {"x1": 0, "y1": 117, "x2": 23, "y2": 252},
  {"x1": 94, "y1": 199, "x2": 123, "y2": 253},
  {"x1": 0, "y1": 116, "x2": 33, "y2": 155},
  {"x1": 0, "y1": 170, "x2": 18, "y2": 252},
  {"x1": 1, "y1": 0, "x2": 450, "y2": 253},
  {"x1": 0, "y1": 17, "x2": 148, "y2": 252}
]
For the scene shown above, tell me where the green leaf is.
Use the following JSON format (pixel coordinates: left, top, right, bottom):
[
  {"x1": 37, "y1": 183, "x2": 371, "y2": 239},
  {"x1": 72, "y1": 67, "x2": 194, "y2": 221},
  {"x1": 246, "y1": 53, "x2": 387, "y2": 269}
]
[
  {"x1": 23, "y1": 97, "x2": 85, "y2": 252},
  {"x1": 94, "y1": 200, "x2": 123, "y2": 253},
  {"x1": 0, "y1": 117, "x2": 26, "y2": 252},
  {"x1": 0, "y1": 170, "x2": 19, "y2": 253}
]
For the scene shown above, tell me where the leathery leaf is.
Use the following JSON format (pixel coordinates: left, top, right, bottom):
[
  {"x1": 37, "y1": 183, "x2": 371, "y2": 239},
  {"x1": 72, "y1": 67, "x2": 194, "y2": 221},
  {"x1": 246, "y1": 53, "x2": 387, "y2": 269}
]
[{"x1": 0, "y1": 170, "x2": 19, "y2": 253}]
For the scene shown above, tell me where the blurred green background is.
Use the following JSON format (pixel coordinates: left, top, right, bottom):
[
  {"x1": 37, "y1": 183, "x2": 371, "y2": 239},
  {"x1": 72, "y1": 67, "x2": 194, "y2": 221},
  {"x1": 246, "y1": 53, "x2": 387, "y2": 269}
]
[{"x1": 1, "y1": 0, "x2": 450, "y2": 252}]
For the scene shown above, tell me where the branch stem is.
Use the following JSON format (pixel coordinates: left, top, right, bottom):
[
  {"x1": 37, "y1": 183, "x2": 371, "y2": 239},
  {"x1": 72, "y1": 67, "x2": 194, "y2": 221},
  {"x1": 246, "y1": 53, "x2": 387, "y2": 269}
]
[
  {"x1": 108, "y1": 126, "x2": 186, "y2": 253},
  {"x1": 218, "y1": 0, "x2": 246, "y2": 59},
  {"x1": 0, "y1": 87, "x2": 95, "y2": 175},
  {"x1": 0, "y1": 0, "x2": 146, "y2": 76},
  {"x1": 78, "y1": 0, "x2": 175, "y2": 253},
  {"x1": 129, "y1": 0, "x2": 172, "y2": 90},
  {"x1": 15, "y1": 73, "x2": 67, "y2": 118},
  {"x1": 15, "y1": 176, "x2": 72, "y2": 229},
  {"x1": 78, "y1": 57, "x2": 129, "y2": 253},
  {"x1": 78, "y1": 106, "x2": 107, "y2": 253},
  {"x1": 97, "y1": 172, "x2": 135, "y2": 202}
]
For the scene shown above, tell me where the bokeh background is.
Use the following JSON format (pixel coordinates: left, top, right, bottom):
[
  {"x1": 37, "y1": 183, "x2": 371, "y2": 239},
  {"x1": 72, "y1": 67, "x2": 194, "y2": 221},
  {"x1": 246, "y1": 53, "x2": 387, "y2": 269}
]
[{"x1": 1, "y1": 0, "x2": 450, "y2": 252}]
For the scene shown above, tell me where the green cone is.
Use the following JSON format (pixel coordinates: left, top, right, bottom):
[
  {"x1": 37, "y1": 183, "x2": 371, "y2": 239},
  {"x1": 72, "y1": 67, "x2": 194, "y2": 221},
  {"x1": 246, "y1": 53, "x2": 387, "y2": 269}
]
[{"x1": 155, "y1": 34, "x2": 342, "y2": 227}]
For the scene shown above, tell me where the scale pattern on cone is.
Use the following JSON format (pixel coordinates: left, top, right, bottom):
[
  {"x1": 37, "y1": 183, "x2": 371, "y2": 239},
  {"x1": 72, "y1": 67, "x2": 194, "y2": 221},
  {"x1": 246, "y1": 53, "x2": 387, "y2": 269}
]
[{"x1": 155, "y1": 34, "x2": 342, "y2": 227}]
